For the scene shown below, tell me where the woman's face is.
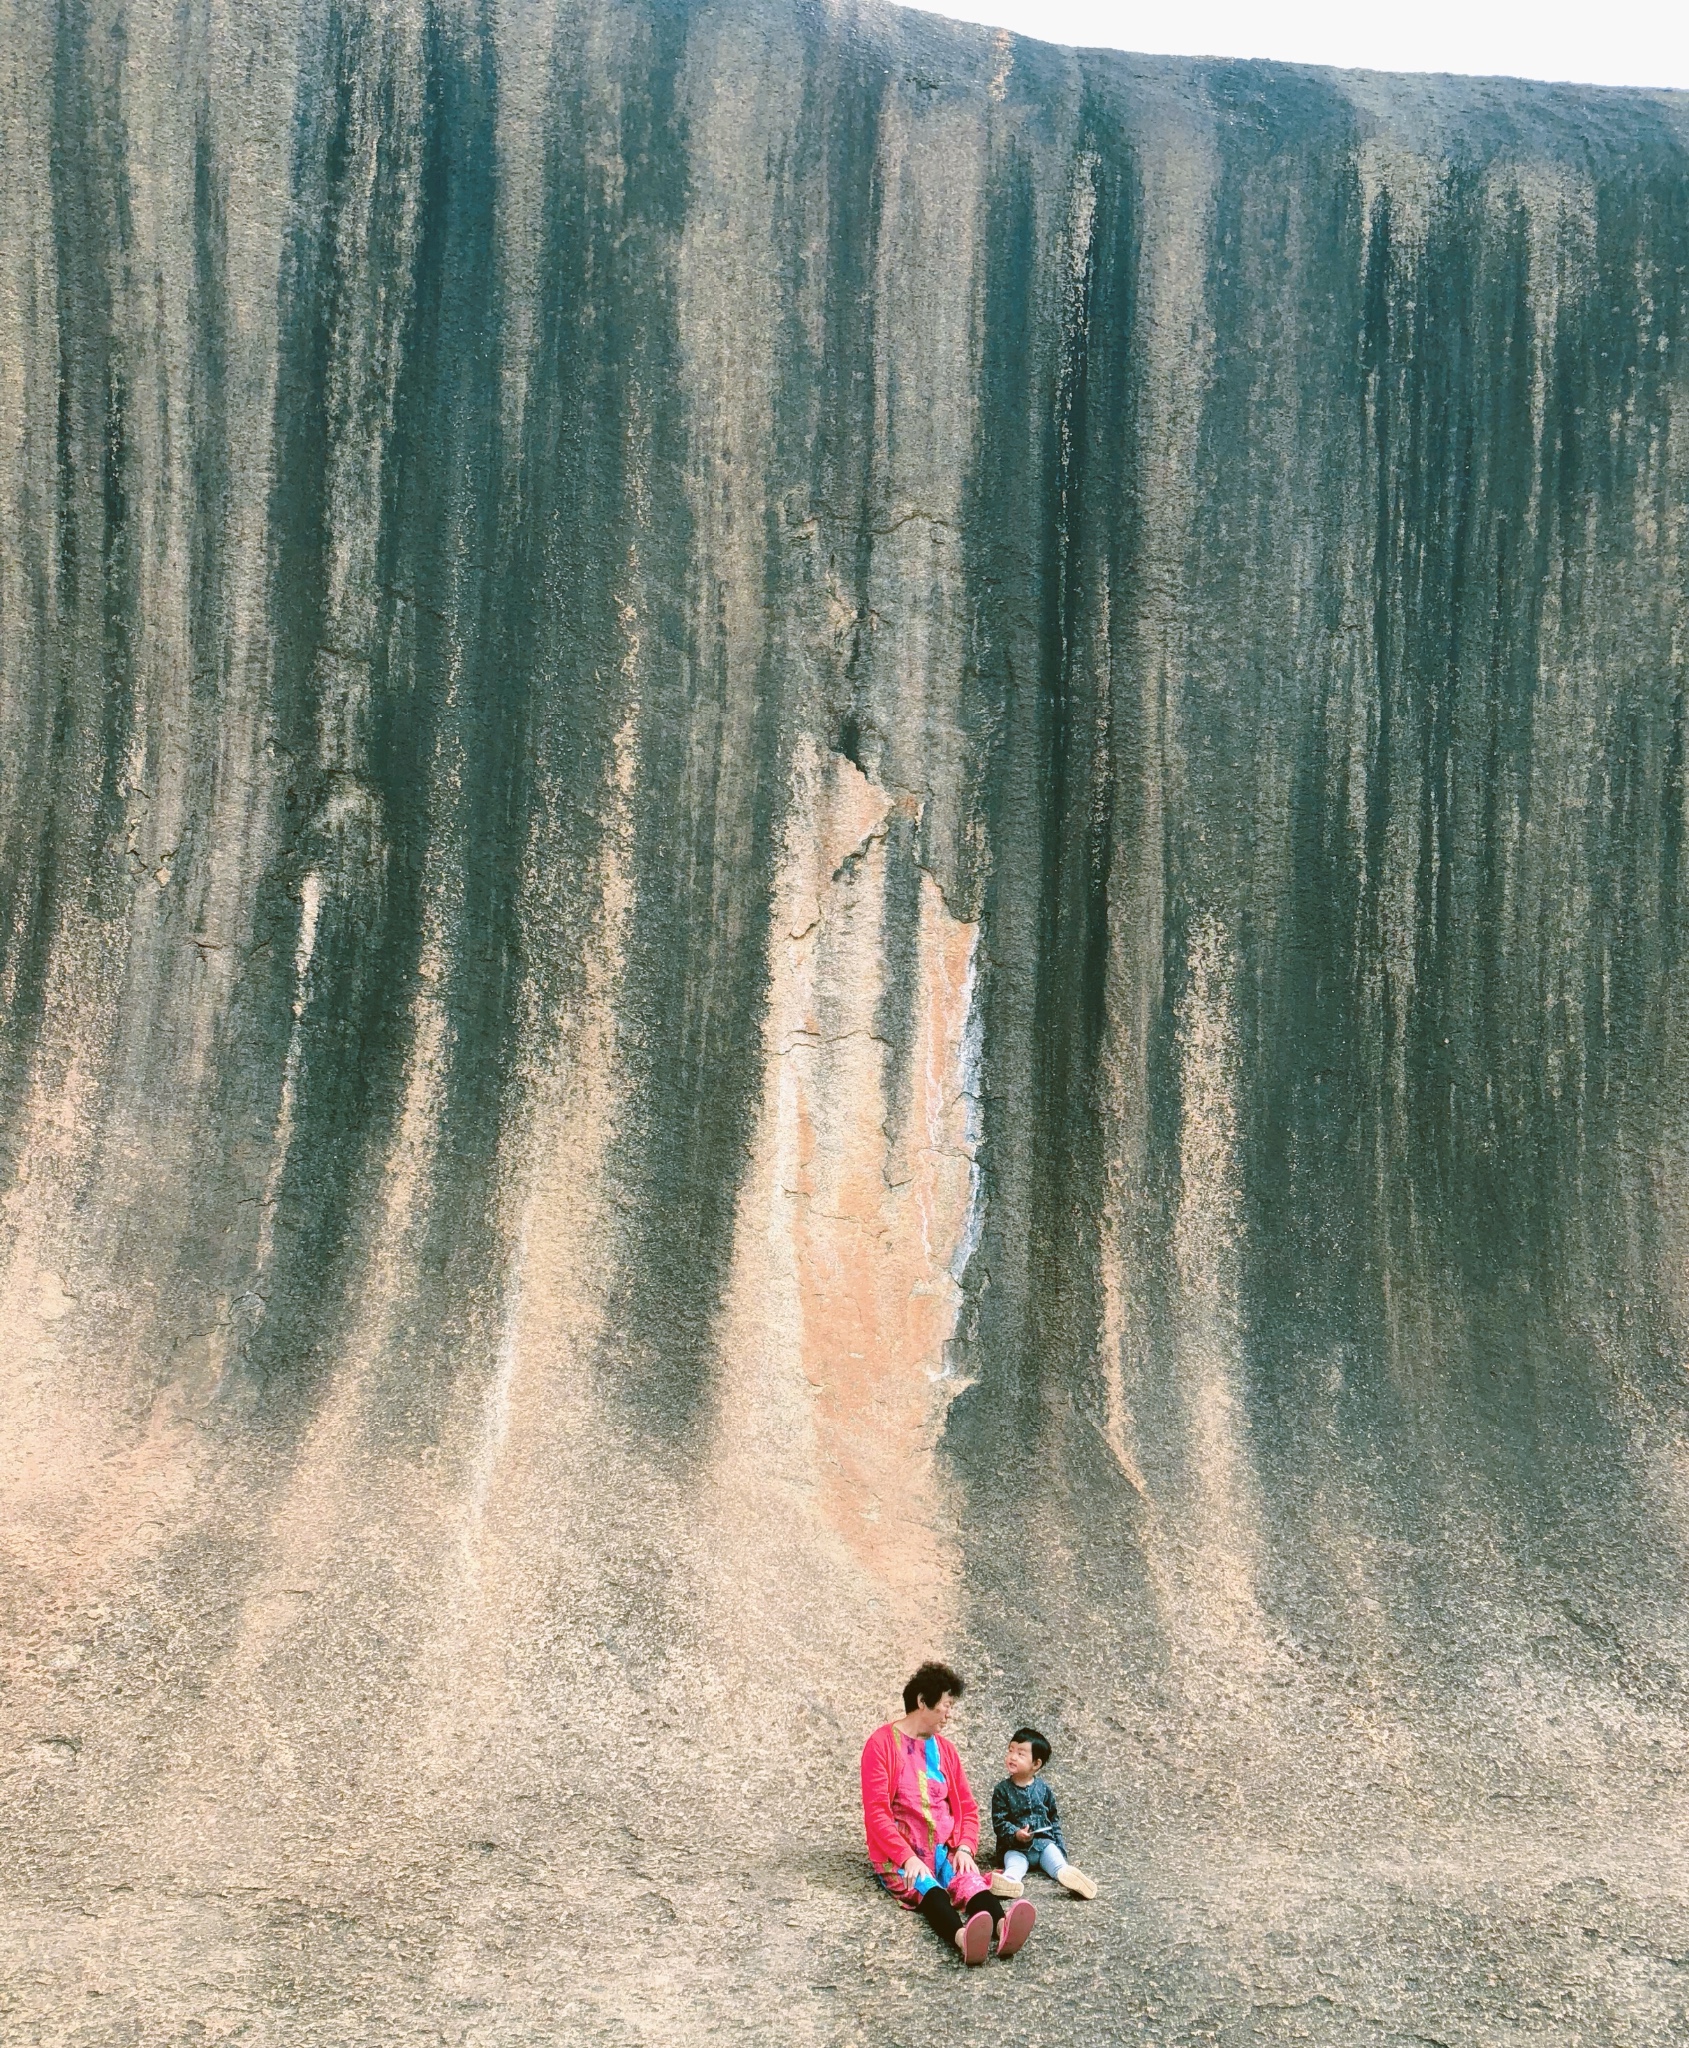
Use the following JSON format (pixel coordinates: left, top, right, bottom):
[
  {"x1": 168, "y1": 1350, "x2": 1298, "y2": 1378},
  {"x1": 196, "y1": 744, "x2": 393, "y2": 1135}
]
[{"x1": 910, "y1": 1690, "x2": 955, "y2": 1734}]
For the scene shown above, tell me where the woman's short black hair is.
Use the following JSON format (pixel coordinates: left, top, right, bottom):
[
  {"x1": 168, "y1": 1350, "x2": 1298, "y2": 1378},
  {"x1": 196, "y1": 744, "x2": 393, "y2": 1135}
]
[
  {"x1": 903, "y1": 1661, "x2": 965, "y2": 1713},
  {"x1": 1011, "y1": 1725, "x2": 1051, "y2": 1765}
]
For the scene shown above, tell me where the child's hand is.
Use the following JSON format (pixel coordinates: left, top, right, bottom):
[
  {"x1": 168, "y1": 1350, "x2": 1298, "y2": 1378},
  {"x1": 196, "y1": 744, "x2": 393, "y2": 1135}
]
[
  {"x1": 1015, "y1": 1826, "x2": 1032, "y2": 1845},
  {"x1": 901, "y1": 1856, "x2": 930, "y2": 1888}
]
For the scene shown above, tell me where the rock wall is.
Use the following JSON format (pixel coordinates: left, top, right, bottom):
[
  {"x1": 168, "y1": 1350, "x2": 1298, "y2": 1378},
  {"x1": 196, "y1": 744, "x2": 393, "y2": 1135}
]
[{"x1": 3, "y1": 0, "x2": 1689, "y2": 2038}]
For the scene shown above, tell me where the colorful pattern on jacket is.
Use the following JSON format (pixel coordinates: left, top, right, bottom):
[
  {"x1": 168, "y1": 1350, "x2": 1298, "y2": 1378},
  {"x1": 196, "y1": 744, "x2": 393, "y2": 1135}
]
[{"x1": 859, "y1": 1723, "x2": 989, "y2": 1910}]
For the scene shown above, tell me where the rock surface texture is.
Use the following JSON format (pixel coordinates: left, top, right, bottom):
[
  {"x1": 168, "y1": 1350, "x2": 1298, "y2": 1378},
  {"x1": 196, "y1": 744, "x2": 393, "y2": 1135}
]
[{"x1": 3, "y1": 0, "x2": 1689, "y2": 2039}]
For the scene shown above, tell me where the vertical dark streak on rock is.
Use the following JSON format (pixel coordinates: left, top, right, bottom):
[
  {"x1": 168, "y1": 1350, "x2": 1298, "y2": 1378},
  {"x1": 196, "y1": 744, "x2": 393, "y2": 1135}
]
[
  {"x1": 798, "y1": 27, "x2": 908, "y2": 1144},
  {"x1": 182, "y1": 91, "x2": 231, "y2": 899},
  {"x1": 1665, "y1": 681, "x2": 1686, "y2": 960},
  {"x1": 873, "y1": 806, "x2": 922, "y2": 1149},
  {"x1": 1023, "y1": 103, "x2": 1136, "y2": 1417},
  {"x1": 493, "y1": 22, "x2": 632, "y2": 1092},
  {"x1": 946, "y1": 81, "x2": 1143, "y2": 1475},
  {"x1": 366, "y1": 0, "x2": 507, "y2": 1438},
  {"x1": 237, "y1": 0, "x2": 433, "y2": 1395},
  {"x1": 1194, "y1": 74, "x2": 1374, "y2": 1439},
  {"x1": 543, "y1": 1, "x2": 743, "y2": 1440},
  {"x1": 946, "y1": 133, "x2": 1049, "y2": 1443},
  {"x1": 0, "y1": 0, "x2": 132, "y2": 1201},
  {"x1": 96, "y1": 362, "x2": 136, "y2": 890},
  {"x1": 812, "y1": 40, "x2": 886, "y2": 767},
  {"x1": 184, "y1": 9, "x2": 339, "y2": 1389}
]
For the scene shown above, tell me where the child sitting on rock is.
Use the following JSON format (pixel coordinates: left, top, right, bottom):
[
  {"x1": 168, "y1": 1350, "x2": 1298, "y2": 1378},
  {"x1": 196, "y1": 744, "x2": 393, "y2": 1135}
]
[{"x1": 989, "y1": 1726, "x2": 1097, "y2": 1898}]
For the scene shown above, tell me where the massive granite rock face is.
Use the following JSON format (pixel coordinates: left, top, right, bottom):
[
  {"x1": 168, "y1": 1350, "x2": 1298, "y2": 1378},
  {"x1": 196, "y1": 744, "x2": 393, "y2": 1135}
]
[{"x1": 3, "y1": 0, "x2": 1688, "y2": 2037}]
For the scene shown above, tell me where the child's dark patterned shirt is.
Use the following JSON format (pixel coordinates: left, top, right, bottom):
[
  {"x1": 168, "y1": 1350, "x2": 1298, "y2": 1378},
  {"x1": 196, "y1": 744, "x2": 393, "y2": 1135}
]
[{"x1": 990, "y1": 1773, "x2": 1067, "y2": 1862}]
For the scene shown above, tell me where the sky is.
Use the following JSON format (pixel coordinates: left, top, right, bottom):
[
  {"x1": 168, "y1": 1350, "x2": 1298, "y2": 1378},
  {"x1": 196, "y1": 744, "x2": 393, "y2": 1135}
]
[{"x1": 908, "y1": 1, "x2": 1689, "y2": 91}]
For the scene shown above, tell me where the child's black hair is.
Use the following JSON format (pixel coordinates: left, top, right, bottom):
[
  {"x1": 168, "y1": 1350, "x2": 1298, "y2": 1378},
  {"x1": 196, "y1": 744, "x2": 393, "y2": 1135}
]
[
  {"x1": 903, "y1": 1662, "x2": 965, "y2": 1713},
  {"x1": 1011, "y1": 1725, "x2": 1051, "y2": 1766}
]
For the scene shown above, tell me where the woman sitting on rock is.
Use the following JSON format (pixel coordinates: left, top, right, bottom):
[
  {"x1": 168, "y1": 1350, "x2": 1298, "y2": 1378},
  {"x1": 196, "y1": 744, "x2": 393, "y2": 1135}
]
[{"x1": 859, "y1": 1661, "x2": 1037, "y2": 1965}]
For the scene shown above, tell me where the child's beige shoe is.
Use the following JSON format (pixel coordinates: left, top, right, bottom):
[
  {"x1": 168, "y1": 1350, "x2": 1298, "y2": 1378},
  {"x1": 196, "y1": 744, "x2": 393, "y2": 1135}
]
[
  {"x1": 1056, "y1": 1864, "x2": 1098, "y2": 1899},
  {"x1": 988, "y1": 1871, "x2": 1024, "y2": 1898}
]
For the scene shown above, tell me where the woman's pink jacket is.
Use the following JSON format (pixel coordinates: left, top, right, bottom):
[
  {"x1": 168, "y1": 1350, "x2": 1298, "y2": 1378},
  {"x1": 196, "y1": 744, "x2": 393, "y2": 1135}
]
[{"x1": 859, "y1": 1722, "x2": 981, "y2": 1887}]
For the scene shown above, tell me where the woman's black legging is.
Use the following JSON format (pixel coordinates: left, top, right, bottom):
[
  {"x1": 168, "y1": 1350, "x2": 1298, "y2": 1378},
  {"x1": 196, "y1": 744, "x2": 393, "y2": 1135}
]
[{"x1": 917, "y1": 1884, "x2": 1004, "y2": 1949}]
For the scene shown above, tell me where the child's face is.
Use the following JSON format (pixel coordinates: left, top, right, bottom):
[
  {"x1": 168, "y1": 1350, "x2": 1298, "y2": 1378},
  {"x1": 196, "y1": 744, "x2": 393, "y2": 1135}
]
[{"x1": 1005, "y1": 1738, "x2": 1039, "y2": 1780}]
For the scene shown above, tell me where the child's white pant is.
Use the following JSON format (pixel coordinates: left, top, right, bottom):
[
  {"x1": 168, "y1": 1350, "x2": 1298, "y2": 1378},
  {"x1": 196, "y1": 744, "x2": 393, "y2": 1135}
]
[{"x1": 1003, "y1": 1840, "x2": 1068, "y2": 1883}]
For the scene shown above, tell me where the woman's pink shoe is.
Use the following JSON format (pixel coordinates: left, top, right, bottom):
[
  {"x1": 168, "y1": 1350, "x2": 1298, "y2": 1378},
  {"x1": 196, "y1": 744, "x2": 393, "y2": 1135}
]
[
  {"x1": 958, "y1": 1908, "x2": 994, "y2": 1966},
  {"x1": 995, "y1": 1897, "x2": 1037, "y2": 1959}
]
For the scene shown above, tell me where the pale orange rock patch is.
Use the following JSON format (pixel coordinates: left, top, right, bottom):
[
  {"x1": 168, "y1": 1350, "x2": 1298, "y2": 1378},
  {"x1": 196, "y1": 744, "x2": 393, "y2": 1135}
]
[{"x1": 751, "y1": 739, "x2": 980, "y2": 1618}]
